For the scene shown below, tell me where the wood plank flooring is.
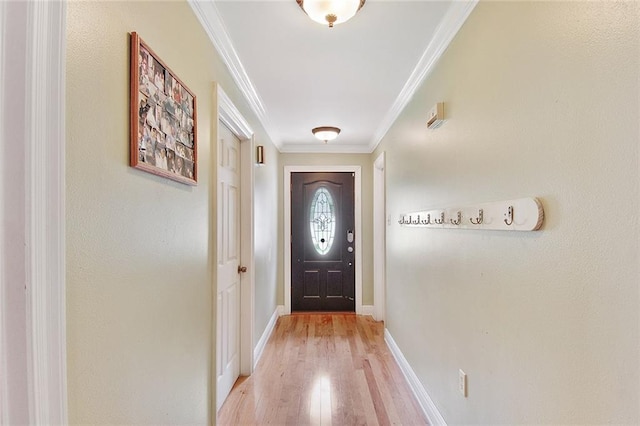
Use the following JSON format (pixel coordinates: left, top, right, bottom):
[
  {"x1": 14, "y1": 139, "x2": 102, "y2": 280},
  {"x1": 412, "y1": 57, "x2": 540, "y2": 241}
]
[{"x1": 217, "y1": 313, "x2": 428, "y2": 426}]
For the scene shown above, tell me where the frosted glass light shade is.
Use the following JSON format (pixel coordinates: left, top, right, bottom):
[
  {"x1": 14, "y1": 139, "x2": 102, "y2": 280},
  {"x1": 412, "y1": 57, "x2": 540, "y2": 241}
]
[
  {"x1": 298, "y1": 0, "x2": 365, "y2": 28},
  {"x1": 312, "y1": 126, "x2": 341, "y2": 142}
]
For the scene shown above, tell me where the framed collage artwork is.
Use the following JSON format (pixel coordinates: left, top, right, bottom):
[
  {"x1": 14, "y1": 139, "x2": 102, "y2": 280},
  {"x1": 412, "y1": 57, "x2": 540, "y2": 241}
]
[{"x1": 130, "y1": 32, "x2": 197, "y2": 185}]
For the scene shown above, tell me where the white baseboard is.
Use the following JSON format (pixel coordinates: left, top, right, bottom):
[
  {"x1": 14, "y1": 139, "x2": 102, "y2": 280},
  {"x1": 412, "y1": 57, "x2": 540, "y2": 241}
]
[
  {"x1": 276, "y1": 305, "x2": 286, "y2": 316},
  {"x1": 384, "y1": 329, "x2": 447, "y2": 426},
  {"x1": 253, "y1": 308, "x2": 280, "y2": 369},
  {"x1": 360, "y1": 305, "x2": 375, "y2": 317}
]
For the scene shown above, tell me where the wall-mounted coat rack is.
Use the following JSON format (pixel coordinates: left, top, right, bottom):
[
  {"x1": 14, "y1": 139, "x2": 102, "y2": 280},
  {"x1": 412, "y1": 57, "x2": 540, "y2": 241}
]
[{"x1": 398, "y1": 197, "x2": 544, "y2": 232}]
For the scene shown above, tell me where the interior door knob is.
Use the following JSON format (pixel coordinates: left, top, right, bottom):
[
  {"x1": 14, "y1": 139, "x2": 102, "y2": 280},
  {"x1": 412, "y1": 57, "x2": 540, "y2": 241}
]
[{"x1": 238, "y1": 265, "x2": 247, "y2": 273}]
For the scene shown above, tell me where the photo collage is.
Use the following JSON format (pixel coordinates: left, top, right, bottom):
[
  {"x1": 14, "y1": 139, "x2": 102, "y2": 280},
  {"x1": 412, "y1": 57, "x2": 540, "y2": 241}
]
[{"x1": 137, "y1": 46, "x2": 195, "y2": 180}]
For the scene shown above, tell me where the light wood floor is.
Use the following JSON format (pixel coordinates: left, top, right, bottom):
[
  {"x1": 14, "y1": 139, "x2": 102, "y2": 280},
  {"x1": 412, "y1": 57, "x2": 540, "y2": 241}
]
[{"x1": 218, "y1": 313, "x2": 428, "y2": 426}]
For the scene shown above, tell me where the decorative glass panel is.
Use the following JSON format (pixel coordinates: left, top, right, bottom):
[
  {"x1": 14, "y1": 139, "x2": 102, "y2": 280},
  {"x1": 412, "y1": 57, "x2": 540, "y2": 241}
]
[{"x1": 309, "y1": 187, "x2": 336, "y2": 255}]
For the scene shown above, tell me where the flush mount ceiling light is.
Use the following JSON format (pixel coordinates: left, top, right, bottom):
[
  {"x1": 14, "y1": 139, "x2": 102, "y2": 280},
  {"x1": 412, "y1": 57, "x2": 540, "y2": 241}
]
[
  {"x1": 296, "y1": 0, "x2": 366, "y2": 28},
  {"x1": 312, "y1": 126, "x2": 341, "y2": 143}
]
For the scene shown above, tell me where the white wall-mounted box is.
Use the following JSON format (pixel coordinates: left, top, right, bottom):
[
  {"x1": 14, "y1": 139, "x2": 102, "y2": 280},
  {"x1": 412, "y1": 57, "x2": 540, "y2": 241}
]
[{"x1": 427, "y1": 102, "x2": 445, "y2": 129}]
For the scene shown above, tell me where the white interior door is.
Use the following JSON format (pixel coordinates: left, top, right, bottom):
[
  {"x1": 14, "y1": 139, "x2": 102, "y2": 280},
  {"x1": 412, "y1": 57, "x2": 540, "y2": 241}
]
[{"x1": 216, "y1": 121, "x2": 241, "y2": 410}]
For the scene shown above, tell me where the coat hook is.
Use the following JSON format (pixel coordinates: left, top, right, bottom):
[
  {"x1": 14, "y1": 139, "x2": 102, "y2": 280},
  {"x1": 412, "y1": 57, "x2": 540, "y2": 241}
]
[
  {"x1": 425, "y1": 213, "x2": 432, "y2": 225},
  {"x1": 412, "y1": 215, "x2": 420, "y2": 225},
  {"x1": 398, "y1": 216, "x2": 406, "y2": 225},
  {"x1": 434, "y1": 212, "x2": 445, "y2": 224},
  {"x1": 470, "y1": 209, "x2": 483, "y2": 225},
  {"x1": 504, "y1": 206, "x2": 514, "y2": 226},
  {"x1": 450, "y1": 211, "x2": 461, "y2": 225}
]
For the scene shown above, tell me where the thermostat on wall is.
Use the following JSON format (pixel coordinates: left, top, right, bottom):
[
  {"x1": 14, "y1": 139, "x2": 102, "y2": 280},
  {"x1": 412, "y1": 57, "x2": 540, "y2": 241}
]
[{"x1": 427, "y1": 102, "x2": 445, "y2": 129}]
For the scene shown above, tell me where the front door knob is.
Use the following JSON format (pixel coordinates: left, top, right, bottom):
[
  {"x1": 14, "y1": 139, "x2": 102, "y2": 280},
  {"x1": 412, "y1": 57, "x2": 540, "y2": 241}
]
[{"x1": 238, "y1": 265, "x2": 247, "y2": 273}]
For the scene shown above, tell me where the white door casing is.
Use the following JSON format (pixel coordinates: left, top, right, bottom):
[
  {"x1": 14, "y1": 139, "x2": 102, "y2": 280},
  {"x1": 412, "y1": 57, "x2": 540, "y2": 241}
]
[
  {"x1": 283, "y1": 165, "x2": 362, "y2": 315},
  {"x1": 1, "y1": 1, "x2": 67, "y2": 424},
  {"x1": 215, "y1": 86, "x2": 254, "y2": 413},
  {"x1": 373, "y1": 152, "x2": 386, "y2": 322}
]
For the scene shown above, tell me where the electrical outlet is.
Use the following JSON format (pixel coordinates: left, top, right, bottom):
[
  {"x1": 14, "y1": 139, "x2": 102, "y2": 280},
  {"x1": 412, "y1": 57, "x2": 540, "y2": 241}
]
[{"x1": 459, "y1": 369, "x2": 467, "y2": 397}]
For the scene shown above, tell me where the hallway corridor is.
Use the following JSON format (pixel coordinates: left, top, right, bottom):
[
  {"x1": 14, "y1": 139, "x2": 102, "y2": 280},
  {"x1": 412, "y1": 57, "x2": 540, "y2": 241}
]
[{"x1": 218, "y1": 314, "x2": 428, "y2": 425}]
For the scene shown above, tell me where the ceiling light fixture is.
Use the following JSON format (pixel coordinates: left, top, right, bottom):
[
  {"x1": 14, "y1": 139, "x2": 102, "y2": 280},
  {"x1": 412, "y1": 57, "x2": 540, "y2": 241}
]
[
  {"x1": 296, "y1": 0, "x2": 366, "y2": 28},
  {"x1": 312, "y1": 126, "x2": 341, "y2": 143}
]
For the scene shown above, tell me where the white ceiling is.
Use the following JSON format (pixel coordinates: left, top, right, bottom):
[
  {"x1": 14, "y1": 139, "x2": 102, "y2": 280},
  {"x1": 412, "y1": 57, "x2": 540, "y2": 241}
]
[{"x1": 190, "y1": 0, "x2": 477, "y2": 153}]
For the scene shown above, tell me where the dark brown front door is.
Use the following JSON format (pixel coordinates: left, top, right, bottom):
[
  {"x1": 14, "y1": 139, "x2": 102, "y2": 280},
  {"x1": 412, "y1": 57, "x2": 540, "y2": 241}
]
[{"x1": 291, "y1": 172, "x2": 355, "y2": 311}]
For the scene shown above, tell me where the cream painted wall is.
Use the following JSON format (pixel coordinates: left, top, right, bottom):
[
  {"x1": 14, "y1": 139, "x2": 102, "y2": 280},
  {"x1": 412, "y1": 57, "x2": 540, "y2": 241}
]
[
  {"x1": 66, "y1": 1, "x2": 278, "y2": 423},
  {"x1": 278, "y1": 153, "x2": 374, "y2": 306},
  {"x1": 374, "y1": 1, "x2": 639, "y2": 424}
]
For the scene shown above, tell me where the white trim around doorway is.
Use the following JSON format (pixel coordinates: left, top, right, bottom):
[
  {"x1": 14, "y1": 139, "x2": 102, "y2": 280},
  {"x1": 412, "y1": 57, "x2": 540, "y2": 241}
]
[
  {"x1": 215, "y1": 85, "x2": 255, "y2": 381},
  {"x1": 26, "y1": 3, "x2": 68, "y2": 421},
  {"x1": 373, "y1": 152, "x2": 386, "y2": 322},
  {"x1": 283, "y1": 166, "x2": 363, "y2": 315},
  {"x1": 0, "y1": 1, "x2": 68, "y2": 424}
]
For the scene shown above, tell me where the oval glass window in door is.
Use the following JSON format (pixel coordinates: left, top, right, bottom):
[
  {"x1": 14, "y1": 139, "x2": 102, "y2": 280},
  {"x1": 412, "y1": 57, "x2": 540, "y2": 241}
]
[{"x1": 309, "y1": 187, "x2": 336, "y2": 255}]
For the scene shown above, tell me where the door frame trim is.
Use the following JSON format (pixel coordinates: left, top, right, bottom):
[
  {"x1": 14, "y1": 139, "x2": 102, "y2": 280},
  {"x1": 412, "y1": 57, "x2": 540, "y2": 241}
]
[
  {"x1": 373, "y1": 152, "x2": 386, "y2": 322},
  {"x1": 1, "y1": 2, "x2": 68, "y2": 423},
  {"x1": 284, "y1": 166, "x2": 362, "y2": 315},
  {"x1": 215, "y1": 85, "x2": 255, "y2": 411}
]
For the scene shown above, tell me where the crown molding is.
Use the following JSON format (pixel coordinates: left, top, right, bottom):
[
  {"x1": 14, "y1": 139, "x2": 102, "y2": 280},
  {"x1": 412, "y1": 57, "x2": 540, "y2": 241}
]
[
  {"x1": 368, "y1": 0, "x2": 478, "y2": 152},
  {"x1": 189, "y1": 0, "x2": 476, "y2": 154},
  {"x1": 188, "y1": 1, "x2": 280, "y2": 148}
]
